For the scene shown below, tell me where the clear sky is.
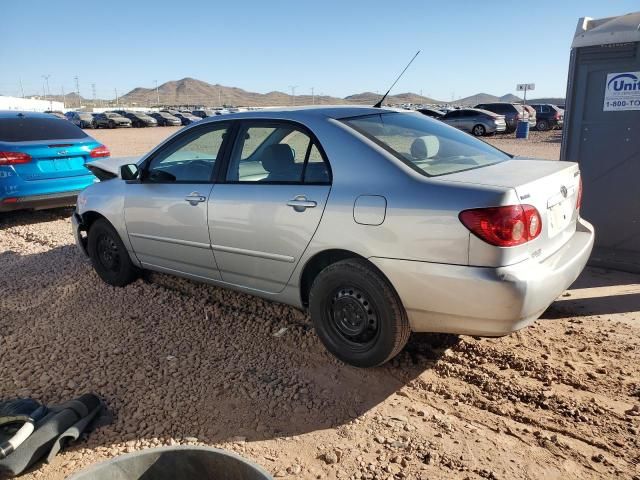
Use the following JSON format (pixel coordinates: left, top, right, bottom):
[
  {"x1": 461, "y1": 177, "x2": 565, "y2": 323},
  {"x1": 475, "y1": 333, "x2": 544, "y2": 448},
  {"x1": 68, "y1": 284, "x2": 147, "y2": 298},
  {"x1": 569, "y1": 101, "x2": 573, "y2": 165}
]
[{"x1": 2, "y1": 0, "x2": 638, "y2": 101}]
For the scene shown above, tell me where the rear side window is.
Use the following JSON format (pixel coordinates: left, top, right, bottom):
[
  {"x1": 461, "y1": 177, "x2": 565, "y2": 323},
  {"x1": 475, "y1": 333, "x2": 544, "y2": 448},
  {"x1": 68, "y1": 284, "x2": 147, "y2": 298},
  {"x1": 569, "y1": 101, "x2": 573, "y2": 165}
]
[
  {"x1": 0, "y1": 117, "x2": 88, "y2": 142},
  {"x1": 226, "y1": 123, "x2": 331, "y2": 184},
  {"x1": 342, "y1": 112, "x2": 510, "y2": 177}
]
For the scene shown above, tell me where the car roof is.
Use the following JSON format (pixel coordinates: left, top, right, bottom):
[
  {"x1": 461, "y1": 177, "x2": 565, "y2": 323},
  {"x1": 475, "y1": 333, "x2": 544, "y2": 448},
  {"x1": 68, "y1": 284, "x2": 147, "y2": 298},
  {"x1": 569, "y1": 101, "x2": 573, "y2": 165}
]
[
  {"x1": 0, "y1": 110, "x2": 66, "y2": 119},
  {"x1": 198, "y1": 105, "x2": 396, "y2": 123}
]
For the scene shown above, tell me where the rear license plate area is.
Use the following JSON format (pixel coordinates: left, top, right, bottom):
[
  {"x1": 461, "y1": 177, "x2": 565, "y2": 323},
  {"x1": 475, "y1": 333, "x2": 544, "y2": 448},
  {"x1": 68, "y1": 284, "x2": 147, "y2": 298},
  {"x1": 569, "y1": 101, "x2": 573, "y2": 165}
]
[{"x1": 547, "y1": 198, "x2": 573, "y2": 237}]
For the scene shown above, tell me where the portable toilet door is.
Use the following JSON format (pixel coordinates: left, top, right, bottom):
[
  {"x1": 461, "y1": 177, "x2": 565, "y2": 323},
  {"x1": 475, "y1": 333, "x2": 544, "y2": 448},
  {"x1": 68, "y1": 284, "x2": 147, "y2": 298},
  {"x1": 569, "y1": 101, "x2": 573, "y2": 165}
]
[{"x1": 561, "y1": 12, "x2": 640, "y2": 272}]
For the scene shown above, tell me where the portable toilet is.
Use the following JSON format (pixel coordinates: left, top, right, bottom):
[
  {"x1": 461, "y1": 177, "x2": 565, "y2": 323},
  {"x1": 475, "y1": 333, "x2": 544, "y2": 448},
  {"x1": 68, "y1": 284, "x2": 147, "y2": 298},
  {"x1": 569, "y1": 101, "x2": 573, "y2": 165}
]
[{"x1": 561, "y1": 12, "x2": 640, "y2": 272}]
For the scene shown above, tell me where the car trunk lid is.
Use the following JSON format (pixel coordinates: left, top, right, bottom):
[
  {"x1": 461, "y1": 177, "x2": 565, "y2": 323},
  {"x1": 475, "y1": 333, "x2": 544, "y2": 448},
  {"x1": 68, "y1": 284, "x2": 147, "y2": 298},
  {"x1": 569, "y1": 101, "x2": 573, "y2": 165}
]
[
  {"x1": 442, "y1": 158, "x2": 581, "y2": 262},
  {"x1": 10, "y1": 139, "x2": 98, "y2": 181}
]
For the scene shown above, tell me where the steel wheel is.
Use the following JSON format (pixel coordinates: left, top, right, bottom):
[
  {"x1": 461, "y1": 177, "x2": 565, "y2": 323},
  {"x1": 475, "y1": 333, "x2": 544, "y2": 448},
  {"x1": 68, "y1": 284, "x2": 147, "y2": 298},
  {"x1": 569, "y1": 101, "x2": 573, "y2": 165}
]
[
  {"x1": 537, "y1": 120, "x2": 549, "y2": 131},
  {"x1": 328, "y1": 286, "x2": 379, "y2": 348},
  {"x1": 96, "y1": 233, "x2": 121, "y2": 273}
]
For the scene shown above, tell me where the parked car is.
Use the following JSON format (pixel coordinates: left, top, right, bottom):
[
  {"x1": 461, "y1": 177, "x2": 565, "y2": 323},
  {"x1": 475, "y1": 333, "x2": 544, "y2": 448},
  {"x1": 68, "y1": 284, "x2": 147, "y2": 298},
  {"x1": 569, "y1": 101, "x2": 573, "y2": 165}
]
[
  {"x1": 45, "y1": 111, "x2": 66, "y2": 120},
  {"x1": 165, "y1": 111, "x2": 200, "y2": 125},
  {"x1": 0, "y1": 111, "x2": 109, "y2": 212},
  {"x1": 73, "y1": 106, "x2": 593, "y2": 367},
  {"x1": 65, "y1": 111, "x2": 95, "y2": 129},
  {"x1": 474, "y1": 103, "x2": 532, "y2": 133},
  {"x1": 93, "y1": 112, "x2": 132, "y2": 129},
  {"x1": 416, "y1": 108, "x2": 445, "y2": 119},
  {"x1": 531, "y1": 104, "x2": 564, "y2": 131},
  {"x1": 191, "y1": 109, "x2": 216, "y2": 119},
  {"x1": 149, "y1": 112, "x2": 182, "y2": 127},
  {"x1": 441, "y1": 108, "x2": 506, "y2": 136},
  {"x1": 122, "y1": 111, "x2": 158, "y2": 128}
]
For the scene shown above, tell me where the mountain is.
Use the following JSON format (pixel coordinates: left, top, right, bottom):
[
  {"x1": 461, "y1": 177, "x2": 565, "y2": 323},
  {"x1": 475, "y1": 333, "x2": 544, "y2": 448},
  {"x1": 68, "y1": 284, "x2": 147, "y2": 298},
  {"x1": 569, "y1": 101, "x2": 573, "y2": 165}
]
[
  {"x1": 344, "y1": 91, "x2": 440, "y2": 105},
  {"x1": 118, "y1": 78, "x2": 346, "y2": 107},
  {"x1": 452, "y1": 92, "x2": 524, "y2": 106},
  {"x1": 499, "y1": 93, "x2": 523, "y2": 103}
]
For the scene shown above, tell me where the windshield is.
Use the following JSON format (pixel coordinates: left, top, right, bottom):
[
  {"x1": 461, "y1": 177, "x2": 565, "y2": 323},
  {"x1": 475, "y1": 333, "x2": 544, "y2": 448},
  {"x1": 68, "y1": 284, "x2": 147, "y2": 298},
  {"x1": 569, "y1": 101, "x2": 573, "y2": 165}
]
[{"x1": 341, "y1": 112, "x2": 510, "y2": 177}]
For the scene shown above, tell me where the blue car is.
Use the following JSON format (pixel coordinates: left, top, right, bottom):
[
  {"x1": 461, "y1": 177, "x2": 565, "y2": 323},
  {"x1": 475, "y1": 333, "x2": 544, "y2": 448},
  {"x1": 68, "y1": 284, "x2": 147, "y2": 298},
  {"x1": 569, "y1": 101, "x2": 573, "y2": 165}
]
[{"x1": 0, "y1": 111, "x2": 109, "y2": 212}]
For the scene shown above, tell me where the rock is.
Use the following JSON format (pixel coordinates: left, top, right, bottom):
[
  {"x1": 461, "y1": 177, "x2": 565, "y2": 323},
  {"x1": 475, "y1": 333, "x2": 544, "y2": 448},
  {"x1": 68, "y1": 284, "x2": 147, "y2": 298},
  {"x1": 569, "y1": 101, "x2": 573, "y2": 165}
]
[
  {"x1": 591, "y1": 453, "x2": 605, "y2": 463},
  {"x1": 375, "y1": 435, "x2": 385, "y2": 444},
  {"x1": 287, "y1": 464, "x2": 302, "y2": 474},
  {"x1": 323, "y1": 451, "x2": 338, "y2": 464}
]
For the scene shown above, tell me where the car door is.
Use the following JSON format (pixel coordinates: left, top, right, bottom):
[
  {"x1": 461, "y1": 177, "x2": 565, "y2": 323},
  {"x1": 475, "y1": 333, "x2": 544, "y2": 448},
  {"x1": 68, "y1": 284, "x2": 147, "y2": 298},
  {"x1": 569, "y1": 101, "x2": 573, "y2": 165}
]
[
  {"x1": 457, "y1": 111, "x2": 474, "y2": 132},
  {"x1": 124, "y1": 121, "x2": 231, "y2": 280},
  {"x1": 208, "y1": 121, "x2": 331, "y2": 293},
  {"x1": 443, "y1": 110, "x2": 461, "y2": 129}
]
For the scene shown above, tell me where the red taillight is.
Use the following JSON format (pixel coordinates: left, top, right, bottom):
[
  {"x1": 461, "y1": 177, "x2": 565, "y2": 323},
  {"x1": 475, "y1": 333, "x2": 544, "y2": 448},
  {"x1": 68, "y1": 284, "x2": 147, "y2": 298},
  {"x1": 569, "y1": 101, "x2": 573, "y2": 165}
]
[
  {"x1": 576, "y1": 177, "x2": 583, "y2": 209},
  {"x1": 89, "y1": 145, "x2": 110, "y2": 158},
  {"x1": 0, "y1": 151, "x2": 32, "y2": 165},
  {"x1": 459, "y1": 205, "x2": 542, "y2": 247}
]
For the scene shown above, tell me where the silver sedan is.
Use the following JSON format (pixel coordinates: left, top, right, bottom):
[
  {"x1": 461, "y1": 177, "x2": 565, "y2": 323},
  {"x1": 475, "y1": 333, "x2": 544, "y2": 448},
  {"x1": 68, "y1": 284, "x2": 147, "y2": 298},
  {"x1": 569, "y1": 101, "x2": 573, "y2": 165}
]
[
  {"x1": 74, "y1": 106, "x2": 594, "y2": 367},
  {"x1": 440, "y1": 108, "x2": 507, "y2": 136}
]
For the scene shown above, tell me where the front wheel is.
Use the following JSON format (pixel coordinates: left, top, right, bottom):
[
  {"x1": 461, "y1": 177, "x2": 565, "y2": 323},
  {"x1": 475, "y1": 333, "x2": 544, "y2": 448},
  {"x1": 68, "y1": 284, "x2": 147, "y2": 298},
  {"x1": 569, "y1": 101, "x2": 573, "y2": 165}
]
[
  {"x1": 88, "y1": 219, "x2": 138, "y2": 287},
  {"x1": 472, "y1": 124, "x2": 486, "y2": 136},
  {"x1": 309, "y1": 259, "x2": 410, "y2": 367}
]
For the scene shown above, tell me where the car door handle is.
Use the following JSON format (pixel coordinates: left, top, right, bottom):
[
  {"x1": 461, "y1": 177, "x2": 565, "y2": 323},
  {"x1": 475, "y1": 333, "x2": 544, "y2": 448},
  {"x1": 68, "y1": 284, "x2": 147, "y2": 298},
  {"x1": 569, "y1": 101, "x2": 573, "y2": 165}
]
[
  {"x1": 287, "y1": 195, "x2": 317, "y2": 212},
  {"x1": 185, "y1": 192, "x2": 206, "y2": 205}
]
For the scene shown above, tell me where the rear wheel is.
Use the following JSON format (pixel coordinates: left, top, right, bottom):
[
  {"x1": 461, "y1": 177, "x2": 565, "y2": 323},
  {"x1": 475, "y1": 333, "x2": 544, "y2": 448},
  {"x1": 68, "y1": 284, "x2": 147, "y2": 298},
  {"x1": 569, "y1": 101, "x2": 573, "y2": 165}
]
[
  {"x1": 309, "y1": 259, "x2": 410, "y2": 367},
  {"x1": 536, "y1": 119, "x2": 549, "y2": 131},
  {"x1": 88, "y1": 219, "x2": 138, "y2": 287},
  {"x1": 472, "y1": 124, "x2": 486, "y2": 136},
  {"x1": 108, "y1": 121, "x2": 115, "y2": 129}
]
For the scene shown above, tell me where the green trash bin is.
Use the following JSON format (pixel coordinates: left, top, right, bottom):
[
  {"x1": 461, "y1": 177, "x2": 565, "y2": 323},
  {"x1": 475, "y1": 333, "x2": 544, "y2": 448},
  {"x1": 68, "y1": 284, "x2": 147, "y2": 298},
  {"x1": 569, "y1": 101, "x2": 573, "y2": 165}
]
[{"x1": 67, "y1": 446, "x2": 273, "y2": 480}]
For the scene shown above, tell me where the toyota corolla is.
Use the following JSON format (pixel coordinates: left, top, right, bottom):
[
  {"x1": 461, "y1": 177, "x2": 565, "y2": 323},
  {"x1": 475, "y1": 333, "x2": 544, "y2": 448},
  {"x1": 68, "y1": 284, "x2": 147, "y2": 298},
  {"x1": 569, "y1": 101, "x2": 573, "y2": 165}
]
[{"x1": 73, "y1": 106, "x2": 594, "y2": 367}]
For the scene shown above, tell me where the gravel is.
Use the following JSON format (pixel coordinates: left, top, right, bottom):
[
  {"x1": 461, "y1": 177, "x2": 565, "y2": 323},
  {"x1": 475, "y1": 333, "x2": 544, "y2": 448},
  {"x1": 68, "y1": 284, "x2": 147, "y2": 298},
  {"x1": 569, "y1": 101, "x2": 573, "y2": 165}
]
[{"x1": 1, "y1": 128, "x2": 638, "y2": 479}]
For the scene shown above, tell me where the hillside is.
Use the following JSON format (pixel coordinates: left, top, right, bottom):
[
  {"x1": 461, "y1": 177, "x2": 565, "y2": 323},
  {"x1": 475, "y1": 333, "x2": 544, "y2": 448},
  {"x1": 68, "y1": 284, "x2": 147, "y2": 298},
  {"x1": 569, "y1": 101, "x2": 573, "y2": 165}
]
[{"x1": 27, "y1": 77, "x2": 564, "y2": 109}]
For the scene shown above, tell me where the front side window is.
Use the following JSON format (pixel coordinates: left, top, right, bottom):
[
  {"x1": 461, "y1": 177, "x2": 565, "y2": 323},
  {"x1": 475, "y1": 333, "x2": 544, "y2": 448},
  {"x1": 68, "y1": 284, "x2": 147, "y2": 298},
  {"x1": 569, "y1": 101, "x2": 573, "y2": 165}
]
[
  {"x1": 145, "y1": 123, "x2": 228, "y2": 182},
  {"x1": 226, "y1": 123, "x2": 330, "y2": 184},
  {"x1": 342, "y1": 112, "x2": 510, "y2": 177}
]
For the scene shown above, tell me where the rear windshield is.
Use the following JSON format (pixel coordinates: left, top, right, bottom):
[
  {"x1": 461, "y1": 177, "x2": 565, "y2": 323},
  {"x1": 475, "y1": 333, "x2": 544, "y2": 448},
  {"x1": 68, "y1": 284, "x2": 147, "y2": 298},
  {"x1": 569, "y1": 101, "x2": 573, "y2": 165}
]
[
  {"x1": 341, "y1": 112, "x2": 510, "y2": 177},
  {"x1": 0, "y1": 117, "x2": 88, "y2": 142}
]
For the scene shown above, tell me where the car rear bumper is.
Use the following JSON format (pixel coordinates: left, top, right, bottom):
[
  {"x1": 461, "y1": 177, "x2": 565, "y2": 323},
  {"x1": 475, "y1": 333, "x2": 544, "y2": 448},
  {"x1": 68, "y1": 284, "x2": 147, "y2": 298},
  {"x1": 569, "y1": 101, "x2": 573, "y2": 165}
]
[
  {"x1": 0, "y1": 190, "x2": 83, "y2": 212},
  {"x1": 370, "y1": 218, "x2": 594, "y2": 336}
]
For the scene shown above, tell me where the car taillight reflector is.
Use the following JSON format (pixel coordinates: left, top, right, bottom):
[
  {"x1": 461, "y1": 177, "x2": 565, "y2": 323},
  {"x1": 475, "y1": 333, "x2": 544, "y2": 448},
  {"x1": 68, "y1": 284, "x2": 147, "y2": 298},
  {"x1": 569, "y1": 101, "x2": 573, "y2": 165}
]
[
  {"x1": 89, "y1": 145, "x2": 110, "y2": 158},
  {"x1": 0, "y1": 151, "x2": 32, "y2": 165},
  {"x1": 576, "y1": 176, "x2": 583, "y2": 209},
  {"x1": 459, "y1": 205, "x2": 542, "y2": 247}
]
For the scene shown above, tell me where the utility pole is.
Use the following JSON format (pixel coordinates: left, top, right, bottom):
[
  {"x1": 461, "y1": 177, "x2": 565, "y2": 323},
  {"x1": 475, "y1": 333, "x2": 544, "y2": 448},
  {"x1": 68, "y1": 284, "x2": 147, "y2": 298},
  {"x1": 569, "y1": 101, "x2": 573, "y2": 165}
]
[
  {"x1": 115, "y1": 88, "x2": 119, "y2": 108},
  {"x1": 19, "y1": 78, "x2": 24, "y2": 98},
  {"x1": 42, "y1": 74, "x2": 51, "y2": 99},
  {"x1": 61, "y1": 86, "x2": 65, "y2": 108},
  {"x1": 288, "y1": 85, "x2": 297, "y2": 106},
  {"x1": 91, "y1": 83, "x2": 96, "y2": 107},
  {"x1": 154, "y1": 80, "x2": 159, "y2": 105},
  {"x1": 218, "y1": 87, "x2": 221, "y2": 107},
  {"x1": 74, "y1": 76, "x2": 81, "y2": 108},
  {"x1": 311, "y1": 87, "x2": 315, "y2": 105}
]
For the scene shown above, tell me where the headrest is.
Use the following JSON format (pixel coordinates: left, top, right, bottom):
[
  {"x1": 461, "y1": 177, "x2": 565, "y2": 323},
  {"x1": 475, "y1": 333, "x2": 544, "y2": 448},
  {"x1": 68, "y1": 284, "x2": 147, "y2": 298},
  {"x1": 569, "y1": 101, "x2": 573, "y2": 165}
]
[
  {"x1": 261, "y1": 144, "x2": 295, "y2": 172},
  {"x1": 410, "y1": 135, "x2": 440, "y2": 160}
]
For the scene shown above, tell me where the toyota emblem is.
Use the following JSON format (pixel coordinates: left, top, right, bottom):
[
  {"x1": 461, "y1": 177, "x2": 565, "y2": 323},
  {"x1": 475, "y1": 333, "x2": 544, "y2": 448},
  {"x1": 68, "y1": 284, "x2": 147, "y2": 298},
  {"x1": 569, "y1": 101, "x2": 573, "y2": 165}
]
[{"x1": 560, "y1": 185, "x2": 568, "y2": 198}]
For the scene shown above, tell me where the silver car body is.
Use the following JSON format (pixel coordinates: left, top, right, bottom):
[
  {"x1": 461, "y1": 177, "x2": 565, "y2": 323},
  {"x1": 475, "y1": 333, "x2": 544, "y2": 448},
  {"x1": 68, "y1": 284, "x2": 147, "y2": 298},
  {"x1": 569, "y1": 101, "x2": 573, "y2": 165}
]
[{"x1": 74, "y1": 106, "x2": 594, "y2": 336}]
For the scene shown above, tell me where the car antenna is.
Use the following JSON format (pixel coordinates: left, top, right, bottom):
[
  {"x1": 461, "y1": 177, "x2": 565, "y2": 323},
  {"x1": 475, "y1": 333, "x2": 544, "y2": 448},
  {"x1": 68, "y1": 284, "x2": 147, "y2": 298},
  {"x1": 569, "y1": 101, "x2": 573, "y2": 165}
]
[{"x1": 373, "y1": 50, "x2": 421, "y2": 108}]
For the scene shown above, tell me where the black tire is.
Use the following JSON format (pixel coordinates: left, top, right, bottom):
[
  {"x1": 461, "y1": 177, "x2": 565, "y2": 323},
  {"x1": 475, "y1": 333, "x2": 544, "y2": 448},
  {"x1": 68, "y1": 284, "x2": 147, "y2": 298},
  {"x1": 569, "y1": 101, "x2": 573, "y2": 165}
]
[
  {"x1": 88, "y1": 218, "x2": 138, "y2": 287},
  {"x1": 536, "y1": 119, "x2": 549, "y2": 131},
  {"x1": 472, "y1": 124, "x2": 486, "y2": 136},
  {"x1": 309, "y1": 259, "x2": 410, "y2": 368},
  {"x1": 109, "y1": 121, "x2": 115, "y2": 129}
]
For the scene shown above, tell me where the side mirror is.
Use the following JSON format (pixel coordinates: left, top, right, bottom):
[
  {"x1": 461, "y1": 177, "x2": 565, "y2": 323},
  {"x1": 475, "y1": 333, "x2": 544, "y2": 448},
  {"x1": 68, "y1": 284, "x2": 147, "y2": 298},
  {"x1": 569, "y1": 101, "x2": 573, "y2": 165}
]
[{"x1": 120, "y1": 164, "x2": 139, "y2": 181}]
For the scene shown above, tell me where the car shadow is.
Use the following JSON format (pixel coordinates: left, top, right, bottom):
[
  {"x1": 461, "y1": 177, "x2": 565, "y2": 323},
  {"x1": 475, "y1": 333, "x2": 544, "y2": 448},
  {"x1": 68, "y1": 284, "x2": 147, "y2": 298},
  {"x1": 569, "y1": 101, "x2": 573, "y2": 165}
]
[
  {"x1": 0, "y1": 207, "x2": 73, "y2": 229},
  {"x1": 0, "y1": 244, "x2": 459, "y2": 453},
  {"x1": 541, "y1": 266, "x2": 640, "y2": 319}
]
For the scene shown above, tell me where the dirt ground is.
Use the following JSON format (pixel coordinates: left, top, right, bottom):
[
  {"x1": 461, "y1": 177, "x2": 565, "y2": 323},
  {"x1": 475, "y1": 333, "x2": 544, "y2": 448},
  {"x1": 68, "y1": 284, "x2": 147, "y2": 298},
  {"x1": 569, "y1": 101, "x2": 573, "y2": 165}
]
[{"x1": 1, "y1": 127, "x2": 638, "y2": 480}]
